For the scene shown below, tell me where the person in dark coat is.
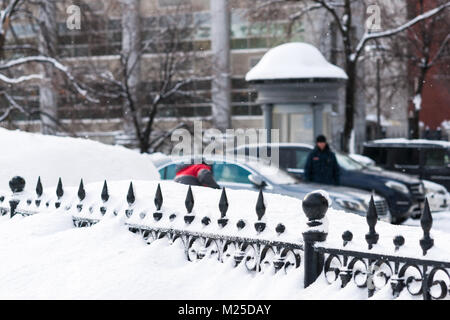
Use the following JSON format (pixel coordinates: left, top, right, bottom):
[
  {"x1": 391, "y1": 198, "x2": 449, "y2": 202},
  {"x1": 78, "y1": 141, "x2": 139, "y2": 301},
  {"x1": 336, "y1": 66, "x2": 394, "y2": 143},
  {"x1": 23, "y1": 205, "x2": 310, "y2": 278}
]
[
  {"x1": 174, "y1": 158, "x2": 221, "y2": 189},
  {"x1": 304, "y1": 135, "x2": 340, "y2": 186}
]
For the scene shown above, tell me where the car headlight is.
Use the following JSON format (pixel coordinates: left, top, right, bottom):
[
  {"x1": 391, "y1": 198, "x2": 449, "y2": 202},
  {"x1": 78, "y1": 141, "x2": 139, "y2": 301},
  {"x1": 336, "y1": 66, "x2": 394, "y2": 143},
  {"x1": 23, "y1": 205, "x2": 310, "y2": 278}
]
[
  {"x1": 335, "y1": 198, "x2": 367, "y2": 213},
  {"x1": 385, "y1": 181, "x2": 409, "y2": 195}
]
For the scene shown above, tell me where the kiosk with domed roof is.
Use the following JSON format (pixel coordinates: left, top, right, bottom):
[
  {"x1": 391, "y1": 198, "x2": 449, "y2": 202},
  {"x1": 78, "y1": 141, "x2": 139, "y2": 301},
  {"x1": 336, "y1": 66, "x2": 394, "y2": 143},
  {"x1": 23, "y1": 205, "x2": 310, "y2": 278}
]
[{"x1": 246, "y1": 42, "x2": 347, "y2": 144}]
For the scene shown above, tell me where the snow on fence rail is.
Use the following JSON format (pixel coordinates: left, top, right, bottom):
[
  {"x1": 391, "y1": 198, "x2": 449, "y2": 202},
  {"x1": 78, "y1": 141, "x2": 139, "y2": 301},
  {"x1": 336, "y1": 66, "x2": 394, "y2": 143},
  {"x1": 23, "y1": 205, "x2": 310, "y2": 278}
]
[{"x1": 0, "y1": 176, "x2": 449, "y2": 300}]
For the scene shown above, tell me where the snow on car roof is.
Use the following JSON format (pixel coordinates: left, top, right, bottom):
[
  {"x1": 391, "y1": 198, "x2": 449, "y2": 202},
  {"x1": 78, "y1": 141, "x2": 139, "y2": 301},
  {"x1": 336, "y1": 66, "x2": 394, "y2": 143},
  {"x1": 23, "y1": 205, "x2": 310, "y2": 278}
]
[
  {"x1": 367, "y1": 138, "x2": 450, "y2": 148},
  {"x1": 235, "y1": 142, "x2": 314, "y2": 149}
]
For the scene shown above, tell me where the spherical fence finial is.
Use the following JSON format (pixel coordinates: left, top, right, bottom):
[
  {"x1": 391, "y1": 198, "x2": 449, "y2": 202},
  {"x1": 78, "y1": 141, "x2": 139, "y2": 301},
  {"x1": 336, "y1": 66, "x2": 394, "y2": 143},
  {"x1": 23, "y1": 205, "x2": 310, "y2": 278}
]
[
  {"x1": 9, "y1": 176, "x2": 25, "y2": 193},
  {"x1": 393, "y1": 235, "x2": 405, "y2": 251},
  {"x1": 342, "y1": 231, "x2": 353, "y2": 247},
  {"x1": 302, "y1": 191, "x2": 329, "y2": 222},
  {"x1": 276, "y1": 223, "x2": 286, "y2": 235}
]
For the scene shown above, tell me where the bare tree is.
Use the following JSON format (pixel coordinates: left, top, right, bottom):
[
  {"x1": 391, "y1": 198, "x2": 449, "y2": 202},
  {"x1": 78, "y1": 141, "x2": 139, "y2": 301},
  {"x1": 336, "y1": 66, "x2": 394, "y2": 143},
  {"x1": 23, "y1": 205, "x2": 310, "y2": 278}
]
[
  {"x1": 0, "y1": 0, "x2": 99, "y2": 134},
  {"x1": 87, "y1": 5, "x2": 209, "y2": 153},
  {"x1": 121, "y1": 0, "x2": 142, "y2": 142},
  {"x1": 253, "y1": 0, "x2": 450, "y2": 151},
  {"x1": 210, "y1": 0, "x2": 231, "y2": 132},
  {"x1": 37, "y1": 0, "x2": 59, "y2": 134},
  {"x1": 403, "y1": 0, "x2": 449, "y2": 138}
]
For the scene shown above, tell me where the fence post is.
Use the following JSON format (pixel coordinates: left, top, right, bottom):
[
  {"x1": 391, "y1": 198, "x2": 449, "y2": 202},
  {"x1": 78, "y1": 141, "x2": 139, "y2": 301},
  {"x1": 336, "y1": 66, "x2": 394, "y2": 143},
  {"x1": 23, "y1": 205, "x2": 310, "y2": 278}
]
[
  {"x1": 302, "y1": 192, "x2": 329, "y2": 288},
  {"x1": 9, "y1": 176, "x2": 26, "y2": 218}
]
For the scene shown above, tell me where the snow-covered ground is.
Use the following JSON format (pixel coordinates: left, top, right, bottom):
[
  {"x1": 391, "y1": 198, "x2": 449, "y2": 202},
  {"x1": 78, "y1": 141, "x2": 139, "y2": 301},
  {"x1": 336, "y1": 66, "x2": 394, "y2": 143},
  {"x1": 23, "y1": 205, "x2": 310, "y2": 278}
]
[
  {"x1": 1, "y1": 179, "x2": 449, "y2": 299},
  {"x1": 405, "y1": 211, "x2": 450, "y2": 233},
  {"x1": 0, "y1": 128, "x2": 159, "y2": 191},
  {"x1": 0, "y1": 208, "x2": 429, "y2": 300}
]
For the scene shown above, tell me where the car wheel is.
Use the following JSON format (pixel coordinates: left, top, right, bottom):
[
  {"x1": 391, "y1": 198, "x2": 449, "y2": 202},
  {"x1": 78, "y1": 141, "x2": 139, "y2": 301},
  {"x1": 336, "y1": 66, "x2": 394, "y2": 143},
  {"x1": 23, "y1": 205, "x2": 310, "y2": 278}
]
[
  {"x1": 411, "y1": 213, "x2": 421, "y2": 220},
  {"x1": 391, "y1": 216, "x2": 408, "y2": 225}
]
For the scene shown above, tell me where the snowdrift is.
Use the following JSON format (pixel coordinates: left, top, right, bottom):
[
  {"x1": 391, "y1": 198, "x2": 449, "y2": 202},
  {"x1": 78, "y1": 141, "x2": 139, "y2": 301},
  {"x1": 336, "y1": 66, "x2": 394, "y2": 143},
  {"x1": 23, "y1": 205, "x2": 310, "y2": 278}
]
[{"x1": 0, "y1": 128, "x2": 159, "y2": 191}]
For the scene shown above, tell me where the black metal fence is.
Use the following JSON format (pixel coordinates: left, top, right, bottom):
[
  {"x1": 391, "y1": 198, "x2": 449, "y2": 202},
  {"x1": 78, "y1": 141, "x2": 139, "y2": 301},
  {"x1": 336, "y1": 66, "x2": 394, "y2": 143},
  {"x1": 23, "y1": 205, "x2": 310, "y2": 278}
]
[{"x1": 0, "y1": 176, "x2": 449, "y2": 300}]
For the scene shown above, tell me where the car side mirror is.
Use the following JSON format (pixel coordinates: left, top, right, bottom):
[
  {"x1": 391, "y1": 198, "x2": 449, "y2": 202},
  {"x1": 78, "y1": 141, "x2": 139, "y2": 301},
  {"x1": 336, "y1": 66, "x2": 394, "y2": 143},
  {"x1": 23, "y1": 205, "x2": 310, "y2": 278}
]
[{"x1": 248, "y1": 174, "x2": 267, "y2": 188}]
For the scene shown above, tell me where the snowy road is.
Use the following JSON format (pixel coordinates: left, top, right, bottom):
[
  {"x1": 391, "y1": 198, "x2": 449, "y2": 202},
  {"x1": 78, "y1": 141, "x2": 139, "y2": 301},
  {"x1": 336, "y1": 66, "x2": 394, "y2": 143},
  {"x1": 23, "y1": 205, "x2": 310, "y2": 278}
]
[{"x1": 405, "y1": 210, "x2": 450, "y2": 233}]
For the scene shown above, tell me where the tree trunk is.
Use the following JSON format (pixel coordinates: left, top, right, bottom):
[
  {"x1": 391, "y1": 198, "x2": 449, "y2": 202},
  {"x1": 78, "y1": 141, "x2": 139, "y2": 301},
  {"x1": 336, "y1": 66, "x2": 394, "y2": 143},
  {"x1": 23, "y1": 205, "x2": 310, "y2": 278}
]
[
  {"x1": 411, "y1": 66, "x2": 428, "y2": 139},
  {"x1": 121, "y1": 0, "x2": 141, "y2": 146},
  {"x1": 342, "y1": 60, "x2": 356, "y2": 153},
  {"x1": 210, "y1": 0, "x2": 231, "y2": 131},
  {"x1": 38, "y1": 0, "x2": 58, "y2": 135},
  {"x1": 376, "y1": 58, "x2": 382, "y2": 139}
]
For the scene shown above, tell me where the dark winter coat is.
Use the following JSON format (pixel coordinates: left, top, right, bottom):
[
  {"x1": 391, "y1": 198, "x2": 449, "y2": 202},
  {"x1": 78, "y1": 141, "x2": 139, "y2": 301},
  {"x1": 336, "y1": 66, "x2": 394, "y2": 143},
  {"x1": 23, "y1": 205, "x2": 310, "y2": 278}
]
[
  {"x1": 174, "y1": 164, "x2": 221, "y2": 189},
  {"x1": 304, "y1": 145, "x2": 340, "y2": 185}
]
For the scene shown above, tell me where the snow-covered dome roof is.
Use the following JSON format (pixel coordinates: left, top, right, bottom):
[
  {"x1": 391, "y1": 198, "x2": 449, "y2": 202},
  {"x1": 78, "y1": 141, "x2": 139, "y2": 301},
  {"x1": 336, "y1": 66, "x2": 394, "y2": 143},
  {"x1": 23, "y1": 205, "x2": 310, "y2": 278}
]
[{"x1": 246, "y1": 42, "x2": 348, "y2": 81}]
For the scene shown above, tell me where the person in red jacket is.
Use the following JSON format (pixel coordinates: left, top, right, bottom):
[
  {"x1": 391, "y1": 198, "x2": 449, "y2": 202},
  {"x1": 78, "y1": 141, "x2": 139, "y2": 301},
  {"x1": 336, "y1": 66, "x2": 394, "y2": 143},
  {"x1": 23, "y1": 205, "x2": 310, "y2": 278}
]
[{"x1": 174, "y1": 159, "x2": 221, "y2": 189}]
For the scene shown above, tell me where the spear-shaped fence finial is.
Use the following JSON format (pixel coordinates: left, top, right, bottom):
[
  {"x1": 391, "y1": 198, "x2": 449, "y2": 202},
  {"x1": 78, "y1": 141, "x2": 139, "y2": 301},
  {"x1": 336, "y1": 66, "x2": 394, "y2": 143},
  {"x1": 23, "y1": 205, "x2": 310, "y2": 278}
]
[
  {"x1": 254, "y1": 189, "x2": 266, "y2": 233},
  {"x1": 56, "y1": 178, "x2": 64, "y2": 199},
  {"x1": 127, "y1": 182, "x2": 135, "y2": 205},
  {"x1": 153, "y1": 184, "x2": 163, "y2": 221},
  {"x1": 185, "y1": 185, "x2": 194, "y2": 214},
  {"x1": 101, "y1": 180, "x2": 109, "y2": 202},
  {"x1": 78, "y1": 179, "x2": 86, "y2": 201},
  {"x1": 36, "y1": 177, "x2": 43, "y2": 198},
  {"x1": 154, "y1": 183, "x2": 163, "y2": 211},
  {"x1": 184, "y1": 186, "x2": 195, "y2": 224},
  {"x1": 218, "y1": 187, "x2": 229, "y2": 228},
  {"x1": 420, "y1": 198, "x2": 434, "y2": 256},
  {"x1": 365, "y1": 196, "x2": 379, "y2": 249}
]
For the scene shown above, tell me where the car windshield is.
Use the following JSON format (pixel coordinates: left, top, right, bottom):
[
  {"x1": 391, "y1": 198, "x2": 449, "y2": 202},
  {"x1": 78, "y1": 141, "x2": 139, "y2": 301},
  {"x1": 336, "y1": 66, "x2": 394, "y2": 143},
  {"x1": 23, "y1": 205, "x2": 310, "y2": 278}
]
[
  {"x1": 424, "y1": 148, "x2": 450, "y2": 167},
  {"x1": 246, "y1": 161, "x2": 299, "y2": 185},
  {"x1": 336, "y1": 153, "x2": 365, "y2": 171}
]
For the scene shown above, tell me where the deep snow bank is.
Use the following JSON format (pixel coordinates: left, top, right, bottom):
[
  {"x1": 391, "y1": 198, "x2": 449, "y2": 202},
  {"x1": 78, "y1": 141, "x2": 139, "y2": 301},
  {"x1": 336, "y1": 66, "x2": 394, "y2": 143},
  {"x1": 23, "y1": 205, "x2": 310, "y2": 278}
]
[
  {"x1": 14, "y1": 180, "x2": 450, "y2": 263},
  {"x1": 0, "y1": 211, "x2": 418, "y2": 299},
  {"x1": 0, "y1": 128, "x2": 159, "y2": 191}
]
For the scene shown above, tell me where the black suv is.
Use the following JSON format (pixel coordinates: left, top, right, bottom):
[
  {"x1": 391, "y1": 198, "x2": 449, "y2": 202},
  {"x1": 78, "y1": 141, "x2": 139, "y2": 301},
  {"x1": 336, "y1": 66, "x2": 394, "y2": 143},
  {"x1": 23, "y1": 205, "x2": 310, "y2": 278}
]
[
  {"x1": 363, "y1": 139, "x2": 450, "y2": 191},
  {"x1": 234, "y1": 143, "x2": 425, "y2": 224}
]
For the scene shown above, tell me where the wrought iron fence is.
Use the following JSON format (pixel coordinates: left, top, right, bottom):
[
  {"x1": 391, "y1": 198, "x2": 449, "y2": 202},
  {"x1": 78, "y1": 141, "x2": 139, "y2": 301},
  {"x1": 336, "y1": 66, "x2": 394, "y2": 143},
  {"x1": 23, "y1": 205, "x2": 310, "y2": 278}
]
[{"x1": 0, "y1": 175, "x2": 449, "y2": 300}]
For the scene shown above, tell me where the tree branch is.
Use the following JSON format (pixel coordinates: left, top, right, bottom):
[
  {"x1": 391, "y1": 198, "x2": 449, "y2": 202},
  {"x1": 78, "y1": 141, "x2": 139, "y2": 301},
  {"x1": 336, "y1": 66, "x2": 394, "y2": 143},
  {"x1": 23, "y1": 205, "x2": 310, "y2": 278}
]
[
  {"x1": 353, "y1": 2, "x2": 450, "y2": 61},
  {"x1": 0, "y1": 55, "x2": 100, "y2": 102}
]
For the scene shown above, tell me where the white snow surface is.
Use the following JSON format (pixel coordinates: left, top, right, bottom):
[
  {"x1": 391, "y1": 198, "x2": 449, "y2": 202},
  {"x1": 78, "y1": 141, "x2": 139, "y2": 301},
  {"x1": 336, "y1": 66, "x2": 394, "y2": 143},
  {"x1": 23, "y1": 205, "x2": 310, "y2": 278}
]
[
  {"x1": 13, "y1": 180, "x2": 450, "y2": 262},
  {"x1": 0, "y1": 212, "x2": 377, "y2": 300},
  {"x1": 245, "y1": 42, "x2": 348, "y2": 81},
  {"x1": 442, "y1": 120, "x2": 450, "y2": 131},
  {"x1": 1, "y1": 180, "x2": 450, "y2": 299},
  {"x1": 371, "y1": 138, "x2": 450, "y2": 148},
  {"x1": 0, "y1": 128, "x2": 159, "y2": 191},
  {"x1": 413, "y1": 94, "x2": 422, "y2": 111},
  {"x1": 349, "y1": 154, "x2": 375, "y2": 167}
]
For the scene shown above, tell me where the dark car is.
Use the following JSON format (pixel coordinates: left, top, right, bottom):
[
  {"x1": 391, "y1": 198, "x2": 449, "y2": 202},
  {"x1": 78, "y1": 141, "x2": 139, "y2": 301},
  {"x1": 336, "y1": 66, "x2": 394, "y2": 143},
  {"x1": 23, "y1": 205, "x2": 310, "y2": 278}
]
[
  {"x1": 155, "y1": 155, "x2": 390, "y2": 220},
  {"x1": 234, "y1": 143, "x2": 426, "y2": 224},
  {"x1": 363, "y1": 139, "x2": 450, "y2": 191}
]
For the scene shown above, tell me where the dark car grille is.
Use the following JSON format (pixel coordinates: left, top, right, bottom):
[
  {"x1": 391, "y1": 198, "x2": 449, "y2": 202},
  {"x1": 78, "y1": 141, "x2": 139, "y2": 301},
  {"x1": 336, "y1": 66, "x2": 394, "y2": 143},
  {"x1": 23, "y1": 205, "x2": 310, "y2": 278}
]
[
  {"x1": 374, "y1": 199, "x2": 388, "y2": 216},
  {"x1": 409, "y1": 183, "x2": 425, "y2": 201}
]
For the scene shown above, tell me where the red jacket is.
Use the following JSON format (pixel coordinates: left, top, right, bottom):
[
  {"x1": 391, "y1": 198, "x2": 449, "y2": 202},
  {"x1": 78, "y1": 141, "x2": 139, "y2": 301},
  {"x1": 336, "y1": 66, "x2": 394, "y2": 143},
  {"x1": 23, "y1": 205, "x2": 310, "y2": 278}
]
[
  {"x1": 174, "y1": 163, "x2": 220, "y2": 189},
  {"x1": 175, "y1": 164, "x2": 212, "y2": 178}
]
